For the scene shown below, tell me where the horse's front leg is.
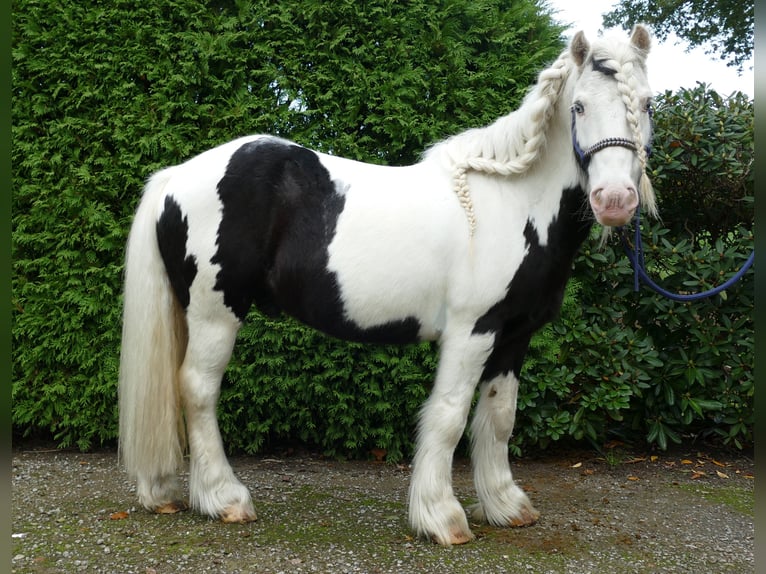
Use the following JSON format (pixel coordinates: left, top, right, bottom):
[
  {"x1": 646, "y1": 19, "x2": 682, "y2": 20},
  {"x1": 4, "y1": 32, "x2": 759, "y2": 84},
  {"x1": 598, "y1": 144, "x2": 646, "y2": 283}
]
[
  {"x1": 408, "y1": 331, "x2": 494, "y2": 546},
  {"x1": 469, "y1": 371, "x2": 539, "y2": 528},
  {"x1": 181, "y1": 313, "x2": 256, "y2": 523}
]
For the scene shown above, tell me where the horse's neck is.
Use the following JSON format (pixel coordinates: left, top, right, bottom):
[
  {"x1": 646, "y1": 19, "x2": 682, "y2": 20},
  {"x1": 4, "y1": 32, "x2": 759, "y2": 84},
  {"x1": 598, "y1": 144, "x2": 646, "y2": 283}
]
[
  {"x1": 520, "y1": 70, "x2": 583, "y2": 189},
  {"x1": 529, "y1": 107, "x2": 582, "y2": 188},
  {"x1": 489, "y1": 91, "x2": 585, "y2": 244}
]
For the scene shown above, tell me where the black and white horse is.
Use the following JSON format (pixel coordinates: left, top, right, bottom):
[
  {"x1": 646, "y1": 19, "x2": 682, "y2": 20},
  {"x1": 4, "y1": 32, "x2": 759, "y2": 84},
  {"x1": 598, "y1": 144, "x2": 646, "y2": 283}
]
[{"x1": 119, "y1": 26, "x2": 656, "y2": 545}]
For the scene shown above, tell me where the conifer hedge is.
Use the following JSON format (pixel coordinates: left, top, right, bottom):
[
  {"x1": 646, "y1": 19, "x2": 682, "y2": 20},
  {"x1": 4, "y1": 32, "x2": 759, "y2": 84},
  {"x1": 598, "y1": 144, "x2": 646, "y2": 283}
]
[{"x1": 12, "y1": 1, "x2": 753, "y2": 458}]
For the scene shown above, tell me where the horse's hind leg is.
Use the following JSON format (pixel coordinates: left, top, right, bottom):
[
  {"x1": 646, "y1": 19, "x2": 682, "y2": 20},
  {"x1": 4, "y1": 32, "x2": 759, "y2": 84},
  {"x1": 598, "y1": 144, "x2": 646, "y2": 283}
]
[
  {"x1": 469, "y1": 372, "x2": 539, "y2": 527},
  {"x1": 180, "y1": 310, "x2": 256, "y2": 523}
]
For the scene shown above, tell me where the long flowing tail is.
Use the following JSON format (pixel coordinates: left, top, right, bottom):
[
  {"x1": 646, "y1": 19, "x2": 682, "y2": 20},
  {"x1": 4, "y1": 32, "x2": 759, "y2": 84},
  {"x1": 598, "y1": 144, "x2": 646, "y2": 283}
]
[{"x1": 118, "y1": 169, "x2": 187, "y2": 492}]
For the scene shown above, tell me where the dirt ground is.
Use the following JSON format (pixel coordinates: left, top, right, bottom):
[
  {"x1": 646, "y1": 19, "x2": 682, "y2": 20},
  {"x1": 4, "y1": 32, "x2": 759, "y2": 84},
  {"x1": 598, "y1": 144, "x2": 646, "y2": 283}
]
[{"x1": 11, "y1": 444, "x2": 754, "y2": 573}]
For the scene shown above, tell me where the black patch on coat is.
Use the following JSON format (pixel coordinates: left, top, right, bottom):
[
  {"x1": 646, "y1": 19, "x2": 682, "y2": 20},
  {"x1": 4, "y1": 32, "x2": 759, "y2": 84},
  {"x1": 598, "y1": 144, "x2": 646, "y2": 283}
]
[
  {"x1": 211, "y1": 138, "x2": 421, "y2": 344},
  {"x1": 472, "y1": 187, "x2": 592, "y2": 381},
  {"x1": 156, "y1": 195, "x2": 198, "y2": 309}
]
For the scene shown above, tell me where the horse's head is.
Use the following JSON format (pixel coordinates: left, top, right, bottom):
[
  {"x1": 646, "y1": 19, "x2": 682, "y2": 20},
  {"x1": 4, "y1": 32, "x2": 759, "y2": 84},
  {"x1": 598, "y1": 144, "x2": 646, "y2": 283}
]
[{"x1": 569, "y1": 25, "x2": 657, "y2": 227}]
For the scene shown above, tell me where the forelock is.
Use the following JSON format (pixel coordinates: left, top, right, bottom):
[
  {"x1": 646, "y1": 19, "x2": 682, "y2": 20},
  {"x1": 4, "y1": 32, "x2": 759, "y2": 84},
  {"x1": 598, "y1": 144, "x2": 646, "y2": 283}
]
[{"x1": 588, "y1": 36, "x2": 647, "y2": 76}]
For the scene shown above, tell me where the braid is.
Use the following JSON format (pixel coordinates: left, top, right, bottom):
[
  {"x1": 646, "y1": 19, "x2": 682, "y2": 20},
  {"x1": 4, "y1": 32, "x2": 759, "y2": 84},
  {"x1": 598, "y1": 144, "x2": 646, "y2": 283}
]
[
  {"x1": 512, "y1": 52, "x2": 572, "y2": 167},
  {"x1": 614, "y1": 60, "x2": 657, "y2": 217},
  {"x1": 453, "y1": 165, "x2": 477, "y2": 235},
  {"x1": 450, "y1": 51, "x2": 573, "y2": 235}
]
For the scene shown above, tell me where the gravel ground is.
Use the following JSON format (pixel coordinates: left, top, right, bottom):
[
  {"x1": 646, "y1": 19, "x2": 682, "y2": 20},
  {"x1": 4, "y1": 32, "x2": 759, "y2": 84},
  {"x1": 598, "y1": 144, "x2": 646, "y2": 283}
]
[{"x1": 11, "y1": 445, "x2": 753, "y2": 573}]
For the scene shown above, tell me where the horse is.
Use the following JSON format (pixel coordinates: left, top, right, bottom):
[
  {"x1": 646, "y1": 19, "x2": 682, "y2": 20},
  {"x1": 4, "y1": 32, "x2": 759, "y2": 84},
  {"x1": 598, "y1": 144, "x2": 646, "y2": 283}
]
[{"x1": 118, "y1": 25, "x2": 657, "y2": 546}]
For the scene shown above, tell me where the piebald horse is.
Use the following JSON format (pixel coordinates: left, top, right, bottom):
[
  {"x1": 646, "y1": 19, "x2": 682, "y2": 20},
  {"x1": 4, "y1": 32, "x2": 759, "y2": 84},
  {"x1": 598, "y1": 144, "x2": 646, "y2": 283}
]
[{"x1": 119, "y1": 26, "x2": 656, "y2": 545}]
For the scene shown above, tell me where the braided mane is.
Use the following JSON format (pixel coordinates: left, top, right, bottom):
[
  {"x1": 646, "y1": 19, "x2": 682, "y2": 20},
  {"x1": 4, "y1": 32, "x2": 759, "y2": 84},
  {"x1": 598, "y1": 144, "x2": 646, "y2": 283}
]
[
  {"x1": 430, "y1": 51, "x2": 573, "y2": 172},
  {"x1": 424, "y1": 50, "x2": 573, "y2": 234}
]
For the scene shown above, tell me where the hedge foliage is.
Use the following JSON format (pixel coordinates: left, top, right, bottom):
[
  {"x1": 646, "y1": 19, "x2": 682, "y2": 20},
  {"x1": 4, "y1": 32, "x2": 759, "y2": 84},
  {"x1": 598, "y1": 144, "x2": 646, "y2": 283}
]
[
  {"x1": 12, "y1": 0, "x2": 753, "y2": 459},
  {"x1": 12, "y1": 0, "x2": 564, "y2": 451}
]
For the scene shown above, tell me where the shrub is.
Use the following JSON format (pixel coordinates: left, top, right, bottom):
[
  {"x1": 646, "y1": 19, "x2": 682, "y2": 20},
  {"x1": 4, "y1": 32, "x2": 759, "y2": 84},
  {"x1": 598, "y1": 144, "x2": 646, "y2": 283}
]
[
  {"x1": 218, "y1": 316, "x2": 436, "y2": 461},
  {"x1": 516, "y1": 224, "x2": 753, "y2": 454},
  {"x1": 648, "y1": 84, "x2": 753, "y2": 245}
]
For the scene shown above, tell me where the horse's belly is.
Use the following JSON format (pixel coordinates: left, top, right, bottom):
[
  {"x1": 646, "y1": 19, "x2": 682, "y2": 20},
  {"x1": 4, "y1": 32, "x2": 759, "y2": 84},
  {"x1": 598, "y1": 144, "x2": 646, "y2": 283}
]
[
  {"x1": 327, "y1": 237, "x2": 449, "y2": 341},
  {"x1": 326, "y1": 189, "x2": 454, "y2": 342}
]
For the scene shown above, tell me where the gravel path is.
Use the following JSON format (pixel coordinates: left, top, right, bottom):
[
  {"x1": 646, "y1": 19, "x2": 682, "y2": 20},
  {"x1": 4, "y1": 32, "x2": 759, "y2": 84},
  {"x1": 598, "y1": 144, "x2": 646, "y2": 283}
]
[{"x1": 11, "y1": 446, "x2": 753, "y2": 573}]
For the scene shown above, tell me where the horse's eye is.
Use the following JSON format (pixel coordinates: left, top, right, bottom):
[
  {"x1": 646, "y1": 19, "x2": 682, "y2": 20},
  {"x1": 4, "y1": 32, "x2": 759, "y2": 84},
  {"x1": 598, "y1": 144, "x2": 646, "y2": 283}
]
[
  {"x1": 645, "y1": 99, "x2": 654, "y2": 116},
  {"x1": 572, "y1": 101, "x2": 585, "y2": 115}
]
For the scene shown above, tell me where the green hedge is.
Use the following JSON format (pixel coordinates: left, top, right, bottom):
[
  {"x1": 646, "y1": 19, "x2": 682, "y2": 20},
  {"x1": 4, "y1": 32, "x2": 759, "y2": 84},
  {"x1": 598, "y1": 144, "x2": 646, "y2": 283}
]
[
  {"x1": 12, "y1": 0, "x2": 753, "y2": 458},
  {"x1": 12, "y1": 0, "x2": 564, "y2": 451}
]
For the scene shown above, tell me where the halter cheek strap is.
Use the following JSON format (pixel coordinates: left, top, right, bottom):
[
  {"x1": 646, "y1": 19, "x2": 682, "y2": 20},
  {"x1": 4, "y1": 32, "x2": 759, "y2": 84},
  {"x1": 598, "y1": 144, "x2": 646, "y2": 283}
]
[{"x1": 571, "y1": 107, "x2": 652, "y2": 169}]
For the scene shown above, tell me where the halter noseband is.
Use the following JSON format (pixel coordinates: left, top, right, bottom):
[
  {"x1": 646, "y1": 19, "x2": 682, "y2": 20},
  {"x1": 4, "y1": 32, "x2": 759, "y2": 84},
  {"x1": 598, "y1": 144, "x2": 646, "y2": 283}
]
[{"x1": 571, "y1": 106, "x2": 652, "y2": 169}]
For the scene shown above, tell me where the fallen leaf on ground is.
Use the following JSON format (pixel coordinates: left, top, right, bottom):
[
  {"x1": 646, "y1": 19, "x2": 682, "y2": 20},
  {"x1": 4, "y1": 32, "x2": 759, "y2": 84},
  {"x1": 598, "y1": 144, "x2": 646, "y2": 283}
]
[
  {"x1": 571, "y1": 462, "x2": 582, "y2": 468},
  {"x1": 109, "y1": 511, "x2": 129, "y2": 520},
  {"x1": 716, "y1": 471, "x2": 729, "y2": 479}
]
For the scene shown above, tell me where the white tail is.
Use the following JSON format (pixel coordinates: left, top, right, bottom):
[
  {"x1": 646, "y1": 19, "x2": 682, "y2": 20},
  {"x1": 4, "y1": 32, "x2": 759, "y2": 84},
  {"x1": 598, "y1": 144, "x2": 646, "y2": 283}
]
[{"x1": 118, "y1": 168, "x2": 187, "y2": 492}]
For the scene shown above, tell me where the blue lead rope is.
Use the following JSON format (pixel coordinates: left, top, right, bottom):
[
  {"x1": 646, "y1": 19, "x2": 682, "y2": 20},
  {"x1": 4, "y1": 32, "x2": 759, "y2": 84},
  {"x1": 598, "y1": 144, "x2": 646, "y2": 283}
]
[{"x1": 618, "y1": 207, "x2": 755, "y2": 302}]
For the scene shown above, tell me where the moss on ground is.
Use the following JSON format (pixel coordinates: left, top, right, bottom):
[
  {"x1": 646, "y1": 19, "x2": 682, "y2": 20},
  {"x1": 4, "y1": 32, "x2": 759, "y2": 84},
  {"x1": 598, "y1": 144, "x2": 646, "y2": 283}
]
[{"x1": 675, "y1": 483, "x2": 754, "y2": 517}]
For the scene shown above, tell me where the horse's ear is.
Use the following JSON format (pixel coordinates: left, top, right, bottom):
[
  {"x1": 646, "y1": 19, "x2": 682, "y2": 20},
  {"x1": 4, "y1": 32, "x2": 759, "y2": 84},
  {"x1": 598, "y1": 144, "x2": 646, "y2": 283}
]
[
  {"x1": 630, "y1": 24, "x2": 651, "y2": 54},
  {"x1": 570, "y1": 31, "x2": 590, "y2": 67}
]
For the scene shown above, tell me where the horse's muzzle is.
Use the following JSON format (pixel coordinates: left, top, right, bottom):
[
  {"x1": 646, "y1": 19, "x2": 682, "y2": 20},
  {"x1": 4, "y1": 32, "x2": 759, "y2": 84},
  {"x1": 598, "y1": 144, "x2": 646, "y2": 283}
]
[{"x1": 589, "y1": 184, "x2": 639, "y2": 227}]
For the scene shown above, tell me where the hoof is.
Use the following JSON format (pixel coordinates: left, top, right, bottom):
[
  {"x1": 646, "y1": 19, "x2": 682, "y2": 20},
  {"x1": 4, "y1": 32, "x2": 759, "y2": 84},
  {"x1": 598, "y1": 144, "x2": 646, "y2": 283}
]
[
  {"x1": 508, "y1": 506, "x2": 540, "y2": 528},
  {"x1": 153, "y1": 500, "x2": 188, "y2": 515},
  {"x1": 447, "y1": 526, "x2": 475, "y2": 546},
  {"x1": 431, "y1": 525, "x2": 475, "y2": 546},
  {"x1": 220, "y1": 505, "x2": 257, "y2": 524}
]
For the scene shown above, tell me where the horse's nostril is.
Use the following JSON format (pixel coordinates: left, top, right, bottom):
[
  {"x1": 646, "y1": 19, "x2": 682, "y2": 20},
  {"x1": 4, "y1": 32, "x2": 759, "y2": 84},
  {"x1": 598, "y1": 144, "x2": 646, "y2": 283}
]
[{"x1": 591, "y1": 188, "x2": 604, "y2": 203}]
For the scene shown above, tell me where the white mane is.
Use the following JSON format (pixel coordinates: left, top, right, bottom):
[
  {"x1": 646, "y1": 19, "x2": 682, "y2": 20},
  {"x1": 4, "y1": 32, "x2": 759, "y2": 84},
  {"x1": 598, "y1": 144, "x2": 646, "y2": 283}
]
[{"x1": 425, "y1": 50, "x2": 573, "y2": 175}]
